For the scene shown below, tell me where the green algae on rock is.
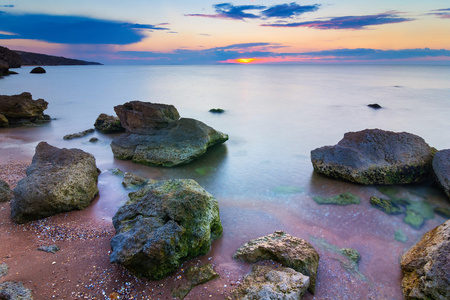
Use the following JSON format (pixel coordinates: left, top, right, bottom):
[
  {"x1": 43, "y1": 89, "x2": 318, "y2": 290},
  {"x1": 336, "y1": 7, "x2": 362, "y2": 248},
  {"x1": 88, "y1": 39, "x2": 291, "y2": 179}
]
[
  {"x1": 341, "y1": 248, "x2": 361, "y2": 263},
  {"x1": 394, "y1": 229, "x2": 408, "y2": 243},
  {"x1": 313, "y1": 192, "x2": 360, "y2": 205},
  {"x1": 370, "y1": 196, "x2": 403, "y2": 214},
  {"x1": 110, "y1": 179, "x2": 222, "y2": 280},
  {"x1": 403, "y1": 210, "x2": 424, "y2": 229}
]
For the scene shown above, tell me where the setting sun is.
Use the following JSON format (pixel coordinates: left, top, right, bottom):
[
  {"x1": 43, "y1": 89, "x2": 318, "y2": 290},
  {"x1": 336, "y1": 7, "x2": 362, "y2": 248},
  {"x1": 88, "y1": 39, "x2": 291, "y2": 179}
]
[{"x1": 235, "y1": 58, "x2": 258, "y2": 64}]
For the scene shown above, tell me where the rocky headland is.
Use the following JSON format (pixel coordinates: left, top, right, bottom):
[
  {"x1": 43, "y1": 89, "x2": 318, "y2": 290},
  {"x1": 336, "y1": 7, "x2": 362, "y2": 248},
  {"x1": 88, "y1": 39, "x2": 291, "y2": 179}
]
[{"x1": 0, "y1": 92, "x2": 50, "y2": 127}]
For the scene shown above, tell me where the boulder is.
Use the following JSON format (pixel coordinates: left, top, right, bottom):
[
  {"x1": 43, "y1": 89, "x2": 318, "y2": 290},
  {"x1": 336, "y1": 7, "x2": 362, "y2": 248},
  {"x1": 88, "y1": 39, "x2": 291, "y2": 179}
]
[
  {"x1": 114, "y1": 101, "x2": 180, "y2": 134},
  {"x1": 94, "y1": 113, "x2": 125, "y2": 133},
  {"x1": 11, "y1": 142, "x2": 99, "y2": 223},
  {"x1": 233, "y1": 231, "x2": 319, "y2": 294},
  {"x1": 0, "y1": 179, "x2": 12, "y2": 202},
  {"x1": 401, "y1": 220, "x2": 450, "y2": 299},
  {"x1": 433, "y1": 150, "x2": 450, "y2": 199},
  {"x1": 311, "y1": 129, "x2": 433, "y2": 185},
  {"x1": 368, "y1": 103, "x2": 382, "y2": 109},
  {"x1": 111, "y1": 117, "x2": 228, "y2": 167},
  {"x1": 232, "y1": 265, "x2": 310, "y2": 300},
  {"x1": 110, "y1": 179, "x2": 223, "y2": 280},
  {"x1": 0, "y1": 281, "x2": 33, "y2": 300},
  {"x1": 30, "y1": 66, "x2": 46, "y2": 74},
  {"x1": 0, "y1": 46, "x2": 22, "y2": 68},
  {"x1": 0, "y1": 92, "x2": 49, "y2": 126}
]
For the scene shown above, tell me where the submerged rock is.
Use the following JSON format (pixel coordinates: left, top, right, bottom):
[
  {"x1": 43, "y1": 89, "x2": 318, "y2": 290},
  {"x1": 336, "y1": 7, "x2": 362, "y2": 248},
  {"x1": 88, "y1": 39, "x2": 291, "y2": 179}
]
[
  {"x1": 110, "y1": 179, "x2": 222, "y2": 280},
  {"x1": 0, "y1": 281, "x2": 33, "y2": 300},
  {"x1": 63, "y1": 128, "x2": 94, "y2": 140},
  {"x1": 370, "y1": 196, "x2": 403, "y2": 214},
  {"x1": 368, "y1": 103, "x2": 382, "y2": 109},
  {"x1": 0, "y1": 92, "x2": 50, "y2": 126},
  {"x1": 30, "y1": 66, "x2": 46, "y2": 74},
  {"x1": 401, "y1": 220, "x2": 450, "y2": 299},
  {"x1": 232, "y1": 265, "x2": 310, "y2": 300},
  {"x1": 0, "y1": 179, "x2": 12, "y2": 202},
  {"x1": 111, "y1": 116, "x2": 228, "y2": 167},
  {"x1": 209, "y1": 108, "x2": 225, "y2": 113},
  {"x1": 233, "y1": 231, "x2": 319, "y2": 294},
  {"x1": 122, "y1": 172, "x2": 149, "y2": 189},
  {"x1": 433, "y1": 149, "x2": 450, "y2": 200},
  {"x1": 11, "y1": 142, "x2": 99, "y2": 223},
  {"x1": 313, "y1": 192, "x2": 360, "y2": 205},
  {"x1": 94, "y1": 113, "x2": 125, "y2": 133},
  {"x1": 311, "y1": 129, "x2": 433, "y2": 185}
]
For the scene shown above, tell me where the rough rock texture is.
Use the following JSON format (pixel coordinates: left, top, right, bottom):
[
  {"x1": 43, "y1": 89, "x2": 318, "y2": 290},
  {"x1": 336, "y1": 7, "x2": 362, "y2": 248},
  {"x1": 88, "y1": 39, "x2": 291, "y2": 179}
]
[
  {"x1": 122, "y1": 172, "x2": 149, "y2": 189},
  {"x1": 172, "y1": 264, "x2": 220, "y2": 299},
  {"x1": 0, "y1": 92, "x2": 49, "y2": 126},
  {"x1": 0, "y1": 179, "x2": 12, "y2": 202},
  {"x1": 94, "y1": 113, "x2": 125, "y2": 133},
  {"x1": 111, "y1": 117, "x2": 228, "y2": 167},
  {"x1": 30, "y1": 67, "x2": 46, "y2": 74},
  {"x1": 0, "y1": 46, "x2": 22, "y2": 69},
  {"x1": 110, "y1": 179, "x2": 223, "y2": 280},
  {"x1": 11, "y1": 142, "x2": 99, "y2": 223},
  {"x1": 114, "y1": 101, "x2": 180, "y2": 134},
  {"x1": 233, "y1": 231, "x2": 319, "y2": 294},
  {"x1": 232, "y1": 265, "x2": 310, "y2": 300},
  {"x1": 0, "y1": 263, "x2": 8, "y2": 278},
  {"x1": 311, "y1": 129, "x2": 433, "y2": 185},
  {"x1": 401, "y1": 220, "x2": 450, "y2": 300},
  {"x1": 63, "y1": 128, "x2": 94, "y2": 140},
  {"x1": 433, "y1": 149, "x2": 450, "y2": 199},
  {"x1": 0, "y1": 281, "x2": 33, "y2": 300}
]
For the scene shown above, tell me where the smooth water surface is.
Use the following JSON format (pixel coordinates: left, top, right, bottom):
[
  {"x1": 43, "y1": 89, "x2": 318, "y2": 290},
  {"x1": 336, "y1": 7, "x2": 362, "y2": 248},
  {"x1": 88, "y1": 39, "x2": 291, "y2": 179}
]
[{"x1": 1, "y1": 64, "x2": 449, "y2": 298}]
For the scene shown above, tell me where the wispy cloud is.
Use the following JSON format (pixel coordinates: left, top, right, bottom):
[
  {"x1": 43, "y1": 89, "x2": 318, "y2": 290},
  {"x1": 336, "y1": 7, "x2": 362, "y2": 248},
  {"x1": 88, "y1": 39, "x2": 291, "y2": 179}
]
[
  {"x1": 428, "y1": 8, "x2": 450, "y2": 19},
  {"x1": 186, "y1": 2, "x2": 320, "y2": 20},
  {"x1": 262, "y1": 12, "x2": 413, "y2": 29},
  {"x1": 0, "y1": 5, "x2": 14, "y2": 8},
  {"x1": 115, "y1": 44, "x2": 450, "y2": 64},
  {"x1": 0, "y1": 11, "x2": 169, "y2": 44}
]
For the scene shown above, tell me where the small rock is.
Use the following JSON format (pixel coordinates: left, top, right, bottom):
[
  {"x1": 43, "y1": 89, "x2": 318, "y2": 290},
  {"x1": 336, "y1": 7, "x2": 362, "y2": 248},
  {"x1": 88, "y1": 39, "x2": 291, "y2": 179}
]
[
  {"x1": 341, "y1": 248, "x2": 360, "y2": 263},
  {"x1": 94, "y1": 113, "x2": 124, "y2": 133},
  {"x1": 368, "y1": 103, "x2": 382, "y2": 109},
  {"x1": 209, "y1": 108, "x2": 225, "y2": 113},
  {"x1": 89, "y1": 137, "x2": 99, "y2": 143},
  {"x1": 232, "y1": 265, "x2": 310, "y2": 300},
  {"x1": 122, "y1": 172, "x2": 148, "y2": 189},
  {"x1": 233, "y1": 231, "x2": 319, "y2": 294},
  {"x1": 0, "y1": 263, "x2": 8, "y2": 278},
  {"x1": 403, "y1": 210, "x2": 424, "y2": 229},
  {"x1": 30, "y1": 66, "x2": 46, "y2": 74},
  {"x1": 0, "y1": 179, "x2": 12, "y2": 202},
  {"x1": 38, "y1": 245, "x2": 60, "y2": 254},
  {"x1": 185, "y1": 264, "x2": 219, "y2": 286}
]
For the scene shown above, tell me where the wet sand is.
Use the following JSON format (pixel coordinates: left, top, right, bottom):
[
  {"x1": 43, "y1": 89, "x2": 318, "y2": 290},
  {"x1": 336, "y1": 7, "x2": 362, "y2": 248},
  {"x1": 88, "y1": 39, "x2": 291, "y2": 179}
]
[{"x1": 1, "y1": 139, "x2": 449, "y2": 300}]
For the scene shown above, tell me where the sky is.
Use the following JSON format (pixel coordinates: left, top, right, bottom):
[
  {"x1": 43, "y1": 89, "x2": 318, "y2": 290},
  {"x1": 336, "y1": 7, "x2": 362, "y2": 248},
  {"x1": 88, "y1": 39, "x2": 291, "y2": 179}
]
[{"x1": 1, "y1": 0, "x2": 450, "y2": 64}]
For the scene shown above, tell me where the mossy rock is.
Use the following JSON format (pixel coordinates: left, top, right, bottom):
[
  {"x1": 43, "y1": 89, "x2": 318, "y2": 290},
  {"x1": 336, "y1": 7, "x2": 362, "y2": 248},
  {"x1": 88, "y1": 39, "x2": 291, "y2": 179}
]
[
  {"x1": 341, "y1": 248, "x2": 360, "y2": 263},
  {"x1": 370, "y1": 196, "x2": 403, "y2": 214},
  {"x1": 403, "y1": 210, "x2": 424, "y2": 229},
  {"x1": 406, "y1": 201, "x2": 434, "y2": 220},
  {"x1": 313, "y1": 192, "x2": 360, "y2": 205}
]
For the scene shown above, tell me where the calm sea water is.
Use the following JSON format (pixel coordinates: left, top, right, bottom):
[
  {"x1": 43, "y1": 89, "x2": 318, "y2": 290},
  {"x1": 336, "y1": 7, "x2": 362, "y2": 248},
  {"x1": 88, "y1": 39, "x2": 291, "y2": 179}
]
[{"x1": 1, "y1": 65, "x2": 450, "y2": 298}]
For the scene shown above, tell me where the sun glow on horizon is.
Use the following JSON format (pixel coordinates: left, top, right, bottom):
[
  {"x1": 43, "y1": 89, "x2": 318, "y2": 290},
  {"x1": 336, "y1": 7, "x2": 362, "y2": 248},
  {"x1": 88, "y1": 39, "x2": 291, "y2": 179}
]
[{"x1": 235, "y1": 58, "x2": 259, "y2": 64}]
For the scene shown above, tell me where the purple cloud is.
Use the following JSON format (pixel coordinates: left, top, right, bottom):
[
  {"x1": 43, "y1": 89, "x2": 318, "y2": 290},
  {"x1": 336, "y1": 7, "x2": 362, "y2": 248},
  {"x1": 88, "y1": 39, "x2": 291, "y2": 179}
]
[
  {"x1": 262, "y1": 12, "x2": 413, "y2": 29},
  {"x1": 261, "y1": 3, "x2": 320, "y2": 18},
  {"x1": 428, "y1": 8, "x2": 450, "y2": 19}
]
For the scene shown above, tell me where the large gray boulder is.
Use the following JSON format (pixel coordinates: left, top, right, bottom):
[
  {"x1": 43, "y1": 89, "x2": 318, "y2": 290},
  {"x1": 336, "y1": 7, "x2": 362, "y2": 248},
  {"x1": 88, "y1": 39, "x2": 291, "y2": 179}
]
[
  {"x1": 11, "y1": 142, "x2": 99, "y2": 223},
  {"x1": 232, "y1": 265, "x2": 310, "y2": 300},
  {"x1": 433, "y1": 150, "x2": 450, "y2": 199},
  {"x1": 110, "y1": 179, "x2": 222, "y2": 280},
  {"x1": 233, "y1": 231, "x2": 319, "y2": 294},
  {"x1": 401, "y1": 220, "x2": 450, "y2": 300},
  {"x1": 0, "y1": 179, "x2": 12, "y2": 202},
  {"x1": 311, "y1": 129, "x2": 433, "y2": 185},
  {"x1": 114, "y1": 101, "x2": 180, "y2": 134},
  {"x1": 0, "y1": 92, "x2": 49, "y2": 126},
  {"x1": 111, "y1": 102, "x2": 228, "y2": 167}
]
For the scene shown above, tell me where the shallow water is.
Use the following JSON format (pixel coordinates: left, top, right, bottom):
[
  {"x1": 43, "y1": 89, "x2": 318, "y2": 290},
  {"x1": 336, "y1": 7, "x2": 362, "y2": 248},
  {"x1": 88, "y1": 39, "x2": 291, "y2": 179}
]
[{"x1": 1, "y1": 64, "x2": 450, "y2": 299}]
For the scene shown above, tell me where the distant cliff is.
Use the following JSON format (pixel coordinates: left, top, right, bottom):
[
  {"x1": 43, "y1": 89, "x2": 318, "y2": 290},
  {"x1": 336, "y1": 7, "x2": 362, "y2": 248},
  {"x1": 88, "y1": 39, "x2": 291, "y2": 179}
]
[{"x1": 14, "y1": 50, "x2": 102, "y2": 66}]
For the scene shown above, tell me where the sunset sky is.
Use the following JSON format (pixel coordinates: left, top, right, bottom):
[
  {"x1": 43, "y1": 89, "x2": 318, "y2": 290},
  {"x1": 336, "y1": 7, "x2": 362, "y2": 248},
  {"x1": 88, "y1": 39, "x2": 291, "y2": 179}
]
[{"x1": 1, "y1": 0, "x2": 450, "y2": 64}]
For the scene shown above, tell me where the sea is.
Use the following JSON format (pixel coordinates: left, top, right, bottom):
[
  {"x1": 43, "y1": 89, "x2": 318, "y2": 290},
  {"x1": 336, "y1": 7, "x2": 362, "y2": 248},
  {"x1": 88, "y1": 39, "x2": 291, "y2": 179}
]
[{"x1": 1, "y1": 64, "x2": 449, "y2": 299}]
